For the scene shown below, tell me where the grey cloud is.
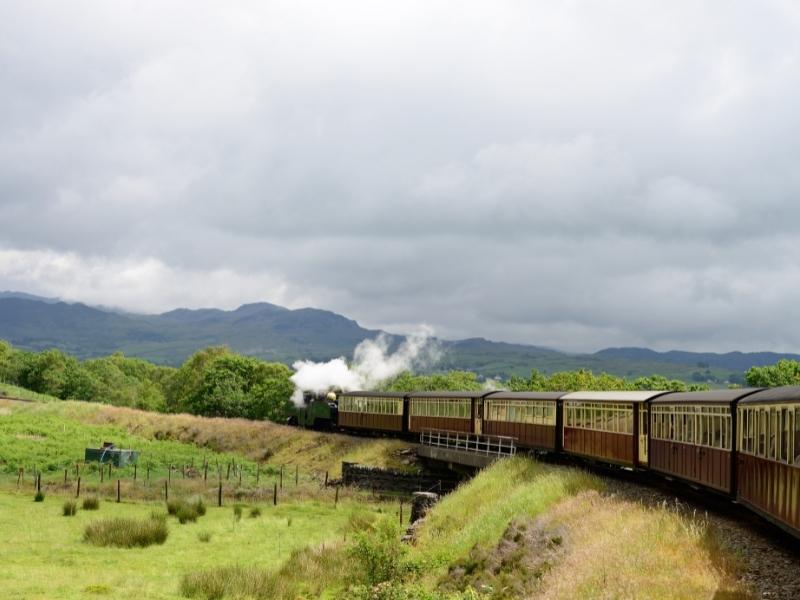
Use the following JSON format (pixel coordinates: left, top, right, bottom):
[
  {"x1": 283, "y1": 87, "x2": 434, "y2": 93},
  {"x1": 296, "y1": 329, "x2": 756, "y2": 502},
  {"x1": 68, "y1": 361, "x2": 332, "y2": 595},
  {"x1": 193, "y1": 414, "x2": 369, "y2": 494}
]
[{"x1": 2, "y1": 1, "x2": 800, "y2": 352}]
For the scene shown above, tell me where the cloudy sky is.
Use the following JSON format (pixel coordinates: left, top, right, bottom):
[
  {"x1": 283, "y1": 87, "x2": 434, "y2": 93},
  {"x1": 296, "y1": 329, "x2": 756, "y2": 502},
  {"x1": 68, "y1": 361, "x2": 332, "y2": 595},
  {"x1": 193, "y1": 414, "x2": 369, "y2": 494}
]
[{"x1": 1, "y1": 1, "x2": 800, "y2": 353}]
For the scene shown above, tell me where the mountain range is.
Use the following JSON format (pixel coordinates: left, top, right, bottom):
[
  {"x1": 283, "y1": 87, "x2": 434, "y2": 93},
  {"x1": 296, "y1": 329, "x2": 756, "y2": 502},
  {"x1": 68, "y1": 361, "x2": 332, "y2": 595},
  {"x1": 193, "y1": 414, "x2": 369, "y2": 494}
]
[{"x1": 1, "y1": 292, "x2": 798, "y2": 383}]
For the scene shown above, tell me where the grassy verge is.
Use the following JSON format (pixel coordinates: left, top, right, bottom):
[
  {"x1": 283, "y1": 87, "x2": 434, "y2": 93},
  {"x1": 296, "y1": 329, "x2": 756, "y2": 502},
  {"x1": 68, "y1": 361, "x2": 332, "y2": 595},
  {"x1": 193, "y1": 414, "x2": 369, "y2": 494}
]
[
  {"x1": 0, "y1": 383, "x2": 57, "y2": 402},
  {"x1": 184, "y1": 457, "x2": 752, "y2": 600}
]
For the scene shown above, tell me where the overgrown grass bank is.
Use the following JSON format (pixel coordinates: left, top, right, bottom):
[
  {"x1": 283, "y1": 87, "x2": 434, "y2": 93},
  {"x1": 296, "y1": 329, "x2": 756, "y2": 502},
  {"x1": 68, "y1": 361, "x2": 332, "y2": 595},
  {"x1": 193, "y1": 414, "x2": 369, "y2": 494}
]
[
  {"x1": 0, "y1": 398, "x2": 414, "y2": 478},
  {"x1": 181, "y1": 457, "x2": 752, "y2": 600}
]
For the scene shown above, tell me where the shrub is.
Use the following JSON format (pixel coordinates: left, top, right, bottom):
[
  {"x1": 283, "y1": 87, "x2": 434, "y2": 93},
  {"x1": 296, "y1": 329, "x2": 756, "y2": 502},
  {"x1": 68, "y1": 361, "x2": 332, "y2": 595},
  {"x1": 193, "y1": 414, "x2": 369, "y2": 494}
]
[
  {"x1": 166, "y1": 499, "x2": 182, "y2": 515},
  {"x1": 350, "y1": 519, "x2": 409, "y2": 586},
  {"x1": 83, "y1": 517, "x2": 168, "y2": 548},
  {"x1": 34, "y1": 491, "x2": 45, "y2": 502},
  {"x1": 177, "y1": 504, "x2": 199, "y2": 524},
  {"x1": 197, "y1": 531, "x2": 212, "y2": 543},
  {"x1": 194, "y1": 498, "x2": 207, "y2": 516},
  {"x1": 82, "y1": 497, "x2": 100, "y2": 510},
  {"x1": 167, "y1": 498, "x2": 205, "y2": 523},
  {"x1": 249, "y1": 506, "x2": 261, "y2": 518},
  {"x1": 62, "y1": 500, "x2": 78, "y2": 516}
]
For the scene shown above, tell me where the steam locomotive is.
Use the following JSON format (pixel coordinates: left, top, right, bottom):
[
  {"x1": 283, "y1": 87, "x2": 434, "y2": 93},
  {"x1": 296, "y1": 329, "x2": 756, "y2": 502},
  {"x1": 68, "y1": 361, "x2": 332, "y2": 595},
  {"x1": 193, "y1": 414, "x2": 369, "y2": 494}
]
[{"x1": 290, "y1": 386, "x2": 800, "y2": 539}]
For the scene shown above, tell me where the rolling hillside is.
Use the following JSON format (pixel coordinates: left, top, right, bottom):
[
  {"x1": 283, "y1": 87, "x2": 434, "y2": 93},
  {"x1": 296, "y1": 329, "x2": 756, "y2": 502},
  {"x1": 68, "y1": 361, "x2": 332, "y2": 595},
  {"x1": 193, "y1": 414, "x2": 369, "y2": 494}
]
[{"x1": 1, "y1": 294, "x2": 798, "y2": 382}]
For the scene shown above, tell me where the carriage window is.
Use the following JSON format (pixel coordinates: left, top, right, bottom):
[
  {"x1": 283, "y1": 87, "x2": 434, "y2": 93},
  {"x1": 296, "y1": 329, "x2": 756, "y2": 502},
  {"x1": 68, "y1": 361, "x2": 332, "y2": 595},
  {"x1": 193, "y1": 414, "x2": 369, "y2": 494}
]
[
  {"x1": 781, "y1": 408, "x2": 790, "y2": 463},
  {"x1": 795, "y1": 407, "x2": 800, "y2": 464},
  {"x1": 710, "y1": 416, "x2": 720, "y2": 448},
  {"x1": 769, "y1": 408, "x2": 778, "y2": 460}
]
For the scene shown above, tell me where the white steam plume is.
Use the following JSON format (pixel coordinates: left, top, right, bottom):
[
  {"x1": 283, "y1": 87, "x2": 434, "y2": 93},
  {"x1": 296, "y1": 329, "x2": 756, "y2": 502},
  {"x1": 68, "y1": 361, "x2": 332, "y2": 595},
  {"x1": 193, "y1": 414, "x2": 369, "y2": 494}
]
[{"x1": 289, "y1": 327, "x2": 441, "y2": 405}]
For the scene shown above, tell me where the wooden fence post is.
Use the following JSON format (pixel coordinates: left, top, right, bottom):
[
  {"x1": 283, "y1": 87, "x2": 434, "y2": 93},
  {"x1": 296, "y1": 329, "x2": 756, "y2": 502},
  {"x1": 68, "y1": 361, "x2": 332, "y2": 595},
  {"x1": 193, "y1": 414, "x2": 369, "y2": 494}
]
[
  {"x1": 295, "y1": 465, "x2": 298, "y2": 486},
  {"x1": 218, "y1": 482, "x2": 223, "y2": 507},
  {"x1": 117, "y1": 480, "x2": 121, "y2": 503},
  {"x1": 146, "y1": 465, "x2": 151, "y2": 482},
  {"x1": 226, "y1": 463, "x2": 231, "y2": 480},
  {"x1": 100, "y1": 465, "x2": 104, "y2": 483},
  {"x1": 164, "y1": 480, "x2": 169, "y2": 502},
  {"x1": 334, "y1": 486, "x2": 339, "y2": 506},
  {"x1": 76, "y1": 476, "x2": 81, "y2": 498},
  {"x1": 273, "y1": 483, "x2": 277, "y2": 506},
  {"x1": 204, "y1": 462, "x2": 208, "y2": 482},
  {"x1": 280, "y1": 465, "x2": 284, "y2": 489},
  {"x1": 17, "y1": 467, "x2": 22, "y2": 487},
  {"x1": 324, "y1": 471, "x2": 328, "y2": 487},
  {"x1": 134, "y1": 464, "x2": 137, "y2": 482}
]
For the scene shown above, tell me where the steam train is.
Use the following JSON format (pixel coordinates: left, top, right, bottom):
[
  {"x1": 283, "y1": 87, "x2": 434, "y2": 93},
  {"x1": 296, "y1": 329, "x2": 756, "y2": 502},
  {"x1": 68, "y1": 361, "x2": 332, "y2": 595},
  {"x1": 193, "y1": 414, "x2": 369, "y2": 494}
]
[{"x1": 291, "y1": 386, "x2": 800, "y2": 539}]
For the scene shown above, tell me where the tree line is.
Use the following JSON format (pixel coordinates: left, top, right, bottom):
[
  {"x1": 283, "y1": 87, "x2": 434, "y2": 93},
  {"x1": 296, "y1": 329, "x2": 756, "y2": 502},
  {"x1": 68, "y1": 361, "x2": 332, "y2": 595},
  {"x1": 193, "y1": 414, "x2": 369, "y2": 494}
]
[
  {"x1": 3, "y1": 339, "x2": 800, "y2": 421},
  {"x1": 0, "y1": 341, "x2": 293, "y2": 420}
]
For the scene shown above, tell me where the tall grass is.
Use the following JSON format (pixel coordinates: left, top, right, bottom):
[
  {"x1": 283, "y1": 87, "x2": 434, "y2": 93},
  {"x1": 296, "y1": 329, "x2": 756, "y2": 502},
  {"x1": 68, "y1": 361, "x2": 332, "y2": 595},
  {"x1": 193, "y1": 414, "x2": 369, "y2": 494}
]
[
  {"x1": 83, "y1": 516, "x2": 168, "y2": 548},
  {"x1": 413, "y1": 457, "x2": 602, "y2": 567},
  {"x1": 535, "y1": 491, "x2": 752, "y2": 599}
]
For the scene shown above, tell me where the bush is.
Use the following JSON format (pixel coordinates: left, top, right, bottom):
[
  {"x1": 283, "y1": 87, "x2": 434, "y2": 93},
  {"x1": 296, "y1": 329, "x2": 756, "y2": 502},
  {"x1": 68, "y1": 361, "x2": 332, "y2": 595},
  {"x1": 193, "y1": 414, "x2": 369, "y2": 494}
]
[
  {"x1": 197, "y1": 531, "x2": 212, "y2": 543},
  {"x1": 249, "y1": 506, "x2": 261, "y2": 518},
  {"x1": 34, "y1": 491, "x2": 45, "y2": 502},
  {"x1": 84, "y1": 516, "x2": 168, "y2": 548},
  {"x1": 177, "y1": 504, "x2": 199, "y2": 524},
  {"x1": 194, "y1": 498, "x2": 207, "y2": 516},
  {"x1": 167, "y1": 498, "x2": 206, "y2": 523},
  {"x1": 62, "y1": 500, "x2": 78, "y2": 516},
  {"x1": 82, "y1": 497, "x2": 100, "y2": 510},
  {"x1": 166, "y1": 499, "x2": 182, "y2": 515},
  {"x1": 350, "y1": 518, "x2": 409, "y2": 586}
]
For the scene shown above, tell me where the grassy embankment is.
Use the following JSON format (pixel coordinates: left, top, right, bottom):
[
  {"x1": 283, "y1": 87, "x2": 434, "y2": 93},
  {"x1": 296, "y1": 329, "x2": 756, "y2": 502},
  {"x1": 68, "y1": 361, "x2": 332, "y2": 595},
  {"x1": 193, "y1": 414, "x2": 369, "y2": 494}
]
[
  {"x1": 0, "y1": 397, "x2": 414, "y2": 487},
  {"x1": 182, "y1": 457, "x2": 752, "y2": 600}
]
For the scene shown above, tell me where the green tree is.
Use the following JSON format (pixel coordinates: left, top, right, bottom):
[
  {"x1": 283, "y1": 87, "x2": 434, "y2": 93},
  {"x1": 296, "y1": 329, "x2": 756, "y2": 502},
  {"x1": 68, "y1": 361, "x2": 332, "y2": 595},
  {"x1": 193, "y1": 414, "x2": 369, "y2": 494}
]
[{"x1": 746, "y1": 359, "x2": 800, "y2": 387}]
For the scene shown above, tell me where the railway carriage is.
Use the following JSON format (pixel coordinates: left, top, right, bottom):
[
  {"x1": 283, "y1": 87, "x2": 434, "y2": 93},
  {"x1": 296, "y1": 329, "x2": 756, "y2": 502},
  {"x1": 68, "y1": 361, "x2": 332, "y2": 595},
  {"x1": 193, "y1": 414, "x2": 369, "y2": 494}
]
[
  {"x1": 649, "y1": 389, "x2": 762, "y2": 495},
  {"x1": 561, "y1": 391, "x2": 669, "y2": 468},
  {"x1": 737, "y1": 387, "x2": 800, "y2": 536},
  {"x1": 336, "y1": 391, "x2": 407, "y2": 432},
  {"x1": 482, "y1": 391, "x2": 563, "y2": 450},
  {"x1": 407, "y1": 391, "x2": 483, "y2": 434}
]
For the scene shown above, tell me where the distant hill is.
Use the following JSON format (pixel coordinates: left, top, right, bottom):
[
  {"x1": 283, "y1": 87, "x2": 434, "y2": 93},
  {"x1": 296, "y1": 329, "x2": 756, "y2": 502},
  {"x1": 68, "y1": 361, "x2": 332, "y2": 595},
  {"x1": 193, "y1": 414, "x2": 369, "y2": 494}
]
[{"x1": 1, "y1": 294, "x2": 798, "y2": 383}]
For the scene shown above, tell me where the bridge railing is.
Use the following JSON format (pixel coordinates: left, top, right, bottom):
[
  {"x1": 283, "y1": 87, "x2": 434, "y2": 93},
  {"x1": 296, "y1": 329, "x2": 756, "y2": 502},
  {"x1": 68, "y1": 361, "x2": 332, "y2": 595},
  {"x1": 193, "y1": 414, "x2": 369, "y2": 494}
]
[{"x1": 419, "y1": 429, "x2": 516, "y2": 457}]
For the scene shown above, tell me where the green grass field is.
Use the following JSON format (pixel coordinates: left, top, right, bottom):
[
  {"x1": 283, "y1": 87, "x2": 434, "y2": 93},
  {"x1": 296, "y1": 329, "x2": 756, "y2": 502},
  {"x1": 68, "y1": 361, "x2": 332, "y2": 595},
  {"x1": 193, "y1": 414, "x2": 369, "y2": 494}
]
[{"x1": 0, "y1": 490, "x2": 377, "y2": 600}]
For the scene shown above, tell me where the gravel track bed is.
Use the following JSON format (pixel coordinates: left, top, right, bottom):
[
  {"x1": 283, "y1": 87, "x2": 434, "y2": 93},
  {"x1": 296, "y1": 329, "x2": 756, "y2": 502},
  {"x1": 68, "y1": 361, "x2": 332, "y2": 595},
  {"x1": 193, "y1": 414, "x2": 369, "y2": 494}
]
[{"x1": 600, "y1": 471, "x2": 800, "y2": 599}]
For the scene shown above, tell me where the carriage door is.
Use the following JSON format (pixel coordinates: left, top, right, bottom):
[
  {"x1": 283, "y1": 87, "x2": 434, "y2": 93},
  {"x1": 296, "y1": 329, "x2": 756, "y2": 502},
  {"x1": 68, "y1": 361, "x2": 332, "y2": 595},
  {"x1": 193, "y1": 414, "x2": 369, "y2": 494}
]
[
  {"x1": 639, "y1": 407, "x2": 649, "y2": 464},
  {"x1": 474, "y1": 398, "x2": 483, "y2": 435}
]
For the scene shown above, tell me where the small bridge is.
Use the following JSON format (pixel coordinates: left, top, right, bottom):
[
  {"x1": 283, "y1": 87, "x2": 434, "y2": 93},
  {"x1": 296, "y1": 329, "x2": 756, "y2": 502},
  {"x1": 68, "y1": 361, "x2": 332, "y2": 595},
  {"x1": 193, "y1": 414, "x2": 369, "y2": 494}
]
[{"x1": 417, "y1": 429, "x2": 517, "y2": 469}]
